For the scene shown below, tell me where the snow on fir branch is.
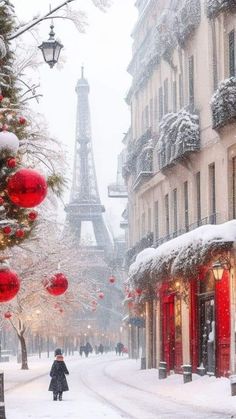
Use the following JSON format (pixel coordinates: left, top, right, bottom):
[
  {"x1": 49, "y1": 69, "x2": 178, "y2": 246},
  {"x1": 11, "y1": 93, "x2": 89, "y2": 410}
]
[
  {"x1": 127, "y1": 220, "x2": 236, "y2": 291},
  {"x1": 158, "y1": 109, "x2": 200, "y2": 171},
  {"x1": 211, "y1": 77, "x2": 236, "y2": 130},
  {"x1": 206, "y1": 0, "x2": 236, "y2": 19}
]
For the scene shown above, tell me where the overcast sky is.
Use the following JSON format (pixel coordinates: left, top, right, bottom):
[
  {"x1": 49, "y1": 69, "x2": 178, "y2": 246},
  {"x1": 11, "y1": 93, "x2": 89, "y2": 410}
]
[{"x1": 14, "y1": 0, "x2": 137, "y2": 237}]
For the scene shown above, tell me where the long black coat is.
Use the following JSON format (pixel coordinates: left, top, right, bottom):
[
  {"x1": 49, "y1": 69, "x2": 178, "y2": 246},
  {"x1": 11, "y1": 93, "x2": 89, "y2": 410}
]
[{"x1": 48, "y1": 360, "x2": 69, "y2": 392}]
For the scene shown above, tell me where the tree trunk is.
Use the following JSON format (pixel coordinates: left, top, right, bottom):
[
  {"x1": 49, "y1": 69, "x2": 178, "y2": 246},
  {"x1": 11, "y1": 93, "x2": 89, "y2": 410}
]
[{"x1": 18, "y1": 333, "x2": 29, "y2": 370}]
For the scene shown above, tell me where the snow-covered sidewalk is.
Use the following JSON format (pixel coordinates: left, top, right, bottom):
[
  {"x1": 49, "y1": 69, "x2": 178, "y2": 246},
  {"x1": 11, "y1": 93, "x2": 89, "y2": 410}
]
[
  {"x1": 105, "y1": 357, "x2": 236, "y2": 417},
  {"x1": 1, "y1": 353, "x2": 236, "y2": 418}
]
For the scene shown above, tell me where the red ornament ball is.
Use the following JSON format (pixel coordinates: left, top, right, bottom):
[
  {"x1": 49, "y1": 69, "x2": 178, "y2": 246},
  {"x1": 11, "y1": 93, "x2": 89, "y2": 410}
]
[
  {"x1": 135, "y1": 288, "x2": 142, "y2": 296},
  {"x1": 0, "y1": 95, "x2": 3, "y2": 102},
  {"x1": 19, "y1": 116, "x2": 26, "y2": 125},
  {"x1": 15, "y1": 229, "x2": 25, "y2": 238},
  {"x1": 109, "y1": 275, "x2": 115, "y2": 284},
  {"x1": 0, "y1": 197, "x2": 4, "y2": 205},
  {"x1": 4, "y1": 311, "x2": 12, "y2": 319},
  {"x1": 3, "y1": 226, "x2": 11, "y2": 235},
  {"x1": 28, "y1": 210, "x2": 38, "y2": 221},
  {"x1": 98, "y1": 292, "x2": 104, "y2": 299},
  {"x1": 44, "y1": 273, "x2": 68, "y2": 296},
  {"x1": 6, "y1": 158, "x2": 16, "y2": 169},
  {"x1": 0, "y1": 269, "x2": 20, "y2": 302},
  {"x1": 7, "y1": 168, "x2": 47, "y2": 208}
]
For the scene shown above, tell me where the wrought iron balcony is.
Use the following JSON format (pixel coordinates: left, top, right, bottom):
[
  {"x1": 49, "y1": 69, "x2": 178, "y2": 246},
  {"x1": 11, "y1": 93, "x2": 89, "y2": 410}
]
[
  {"x1": 108, "y1": 183, "x2": 128, "y2": 198},
  {"x1": 132, "y1": 145, "x2": 154, "y2": 191},
  {"x1": 154, "y1": 213, "x2": 220, "y2": 248},
  {"x1": 122, "y1": 129, "x2": 153, "y2": 180},
  {"x1": 158, "y1": 110, "x2": 200, "y2": 172},
  {"x1": 206, "y1": 0, "x2": 236, "y2": 19},
  {"x1": 125, "y1": 232, "x2": 154, "y2": 267},
  {"x1": 211, "y1": 77, "x2": 236, "y2": 130},
  {"x1": 175, "y1": 0, "x2": 201, "y2": 48}
]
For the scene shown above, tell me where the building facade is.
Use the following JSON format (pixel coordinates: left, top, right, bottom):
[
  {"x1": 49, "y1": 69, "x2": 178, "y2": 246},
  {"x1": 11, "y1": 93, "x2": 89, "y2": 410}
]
[{"x1": 124, "y1": 0, "x2": 236, "y2": 377}]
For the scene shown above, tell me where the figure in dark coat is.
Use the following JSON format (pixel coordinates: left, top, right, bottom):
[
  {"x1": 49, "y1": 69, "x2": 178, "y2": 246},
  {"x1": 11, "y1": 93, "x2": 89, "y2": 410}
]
[{"x1": 48, "y1": 348, "x2": 69, "y2": 401}]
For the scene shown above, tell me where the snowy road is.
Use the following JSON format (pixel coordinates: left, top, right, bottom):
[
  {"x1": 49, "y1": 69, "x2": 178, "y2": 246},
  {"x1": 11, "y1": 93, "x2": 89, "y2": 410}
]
[{"x1": 4, "y1": 354, "x2": 236, "y2": 418}]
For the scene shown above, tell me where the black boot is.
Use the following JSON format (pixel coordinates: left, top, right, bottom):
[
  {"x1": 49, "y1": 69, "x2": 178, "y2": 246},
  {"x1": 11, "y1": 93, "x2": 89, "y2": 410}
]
[
  {"x1": 53, "y1": 392, "x2": 57, "y2": 401},
  {"x1": 58, "y1": 392, "x2": 62, "y2": 401}
]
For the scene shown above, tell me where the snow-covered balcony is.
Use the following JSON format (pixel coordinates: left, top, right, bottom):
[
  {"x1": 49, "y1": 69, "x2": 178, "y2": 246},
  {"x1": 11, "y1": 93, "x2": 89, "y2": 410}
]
[
  {"x1": 206, "y1": 0, "x2": 236, "y2": 19},
  {"x1": 132, "y1": 142, "x2": 154, "y2": 191},
  {"x1": 174, "y1": 0, "x2": 201, "y2": 48},
  {"x1": 158, "y1": 110, "x2": 200, "y2": 172},
  {"x1": 122, "y1": 128, "x2": 153, "y2": 181},
  {"x1": 211, "y1": 77, "x2": 236, "y2": 130},
  {"x1": 156, "y1": 10, "x2": 176, "y2": 63},
  {"x1": 108, "y1": 183, "x2": 127, "y2": 198}
]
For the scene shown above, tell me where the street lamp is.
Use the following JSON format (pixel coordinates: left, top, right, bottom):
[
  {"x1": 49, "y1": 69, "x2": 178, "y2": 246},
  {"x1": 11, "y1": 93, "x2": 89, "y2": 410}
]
[
  {"x1": 212, "y1": 258, "x2": 231, "y2": 281},
  {"x1": 38, "y1": 24, "x2": 63, "y2": 68}
]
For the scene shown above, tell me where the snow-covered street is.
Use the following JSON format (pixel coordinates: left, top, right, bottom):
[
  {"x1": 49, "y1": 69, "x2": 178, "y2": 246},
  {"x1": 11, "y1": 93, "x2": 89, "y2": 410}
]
[{"x1": 3, "y1": 353, "x2": 236, "y2": 418}]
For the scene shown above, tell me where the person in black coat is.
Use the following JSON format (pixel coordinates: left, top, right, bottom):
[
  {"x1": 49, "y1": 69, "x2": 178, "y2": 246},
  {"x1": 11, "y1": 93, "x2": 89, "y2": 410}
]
[{"x1": 48, "y1": 348, "x2": 69, "y2": 401}]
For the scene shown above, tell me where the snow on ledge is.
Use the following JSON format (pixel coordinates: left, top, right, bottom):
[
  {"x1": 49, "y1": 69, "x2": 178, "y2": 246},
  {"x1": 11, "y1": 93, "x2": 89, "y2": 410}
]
[{"x1": 128, "y1": 220, "x2": 236, "y2": 286}]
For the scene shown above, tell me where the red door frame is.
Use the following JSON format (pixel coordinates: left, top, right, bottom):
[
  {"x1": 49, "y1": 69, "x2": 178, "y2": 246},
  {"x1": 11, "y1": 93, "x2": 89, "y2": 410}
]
[
  {"x1": 160, "y1": 283, "x2": 183, "y2": 373},
  {"x1": 189, "y1": 269, "x2": 230, "y2": 377}
]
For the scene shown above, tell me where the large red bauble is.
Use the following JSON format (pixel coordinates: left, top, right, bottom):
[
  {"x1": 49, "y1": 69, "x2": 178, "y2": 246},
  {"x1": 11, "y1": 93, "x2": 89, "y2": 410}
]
[
  {"x1": 135, "y1": 288, "x2": 142, "y2": 296},
  {"x1": 44, "y1": 273, "x2": 68, "y2": 296},
  {"x1": 109, "y1": 275, "x2": 115, "y2": 284},
  {"x1": 0, "y1": 270, "x2": 20, "y2": 302},
  {"x1": 7, "y1": 168, "x2": 47, "y2": 208}
]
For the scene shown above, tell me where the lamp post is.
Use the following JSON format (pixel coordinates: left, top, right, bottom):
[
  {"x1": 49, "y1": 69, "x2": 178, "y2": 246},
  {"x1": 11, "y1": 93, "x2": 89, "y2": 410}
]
[{"x1": 38, "y1": 23, "x2": 63, "y2": 68}]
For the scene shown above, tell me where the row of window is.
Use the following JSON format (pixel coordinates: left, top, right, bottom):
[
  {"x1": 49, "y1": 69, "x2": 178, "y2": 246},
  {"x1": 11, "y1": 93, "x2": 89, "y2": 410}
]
[
  {"x1": 139, "y1": 163, "x2": 216, "y2": 241},
  {"x1": 139, "y1": 28, "x2": 236, "y2": 136}
]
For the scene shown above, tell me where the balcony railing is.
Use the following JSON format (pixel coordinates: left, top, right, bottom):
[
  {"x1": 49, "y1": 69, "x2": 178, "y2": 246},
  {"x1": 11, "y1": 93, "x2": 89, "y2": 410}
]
[
  {"x1": 174, "y1": 0, "x2": 201, "y2": 48},
  {"x1": 125, "y1": 232, "x2": 154, "y2": 267},
  {"x1": 158, "y1": 110, "x2": 200, "y2": 171},
  {"x1": 122, "y1": 129, "x2": 153, "y2": 180},
  {"x1": 154, "y1": 213, "x2": 220, "y2": 248},
  {"x1": 206, "y1": 0, "x2": 236, "y2": 19},
  {"x1": 211, "y1": 77, "x2": 236, "y2": 130},
  {"x1": 132, "y1": 145, "x2": 154, "y2": 191}
]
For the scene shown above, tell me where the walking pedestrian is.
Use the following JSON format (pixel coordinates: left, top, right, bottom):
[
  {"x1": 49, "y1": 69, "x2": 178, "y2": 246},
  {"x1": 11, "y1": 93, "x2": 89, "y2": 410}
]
[{"x1": 48, "y1": 348, "x2": 69, "y2": 401}]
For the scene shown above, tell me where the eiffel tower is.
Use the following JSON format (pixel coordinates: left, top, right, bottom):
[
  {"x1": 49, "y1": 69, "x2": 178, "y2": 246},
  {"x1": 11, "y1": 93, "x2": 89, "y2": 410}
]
[{"x1": 65, "y1": 67, "x2": 112, "y2": 256}]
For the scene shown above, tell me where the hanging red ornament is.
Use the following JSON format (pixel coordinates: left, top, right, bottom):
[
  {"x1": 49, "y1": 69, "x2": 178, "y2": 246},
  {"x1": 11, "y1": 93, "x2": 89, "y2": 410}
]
[
  {"x1": 15, "y1": 229, "x2": 25, "y2": 238},
  {"x1": 0, "y1": 197, "x2": 4, "y2": 205},
  {"x1": 0, "y1": 95, "x2": 3, "y2": 102},
  {"x1": 135, "y1": 288, "x2": 142, "y2": 296},
  {"x1": 4, "y1": 311, "x2": 12, "y2": 319},
  {"x1": 0, "y1": 269, "x2": 20, "y2": 302},
  {"x1": 98, "y1": 292, "x2": 104, "y2": 299},
  {"x1": 28, "y1": 210, "x2": 38, "y2": 221},
  {"x1": 108, "y1": 275, "x2": 115, "y2": 284},
  {"x1": 3, "y1": 226, "x2": 11, "y2": 235},
  {"x1": 44, "y1": 273, "x2": 68, "y2": 296},
  {"x1": 19, "y1": 116, "x2": 26, "y2": 125},
  {"x1": 6, "y1": 158, "x2": 16, "y2": 169},
  {"x1": 7, "y1": 168, "x2": 48, "y2": 208}
]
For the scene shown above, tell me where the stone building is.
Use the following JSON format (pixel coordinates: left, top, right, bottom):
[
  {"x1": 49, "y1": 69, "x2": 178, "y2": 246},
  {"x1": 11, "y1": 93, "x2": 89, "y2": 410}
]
[{"x1": 124, "y1": 0, "x2": 236, "y2": 377}]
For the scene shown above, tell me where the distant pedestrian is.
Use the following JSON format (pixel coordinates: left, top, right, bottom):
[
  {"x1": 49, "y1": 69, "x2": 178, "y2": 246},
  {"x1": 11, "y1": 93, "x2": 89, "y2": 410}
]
[
  {"x1": 98, "y1": 343, "x2": 104, "y2": 354},
  {"x1": 116, "y1": 342, "x2": 124, "y2": 356},
  {"x1": 85, "y1": 342, "x2": 93, "y2": 357},
  {"x1": 48, "y1": 348, "x2": 69, "y2": 401}
]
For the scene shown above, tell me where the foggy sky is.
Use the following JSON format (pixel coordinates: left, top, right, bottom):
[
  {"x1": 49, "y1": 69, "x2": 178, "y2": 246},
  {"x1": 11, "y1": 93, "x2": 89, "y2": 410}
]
[{"x1": 13, "y1": 0, "x2": 137, "y2": 237}]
